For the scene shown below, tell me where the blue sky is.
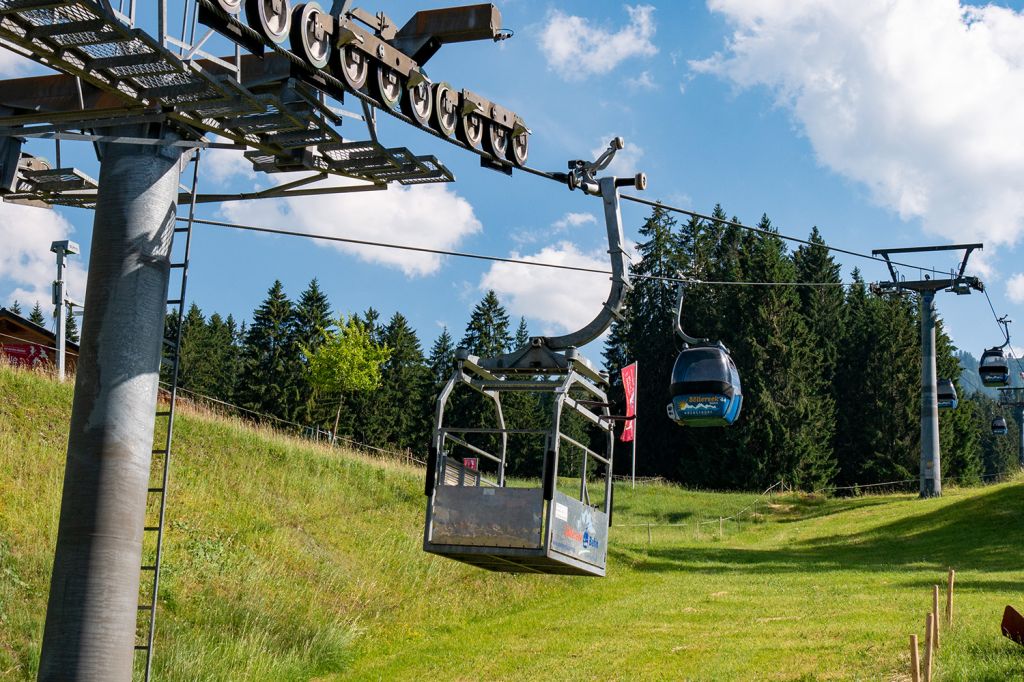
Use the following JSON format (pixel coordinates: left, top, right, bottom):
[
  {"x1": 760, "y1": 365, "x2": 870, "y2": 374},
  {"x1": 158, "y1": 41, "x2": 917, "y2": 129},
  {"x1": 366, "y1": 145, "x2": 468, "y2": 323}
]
[{"x1": 3, "y1": 0, "x2": 1024, "y2": 364}]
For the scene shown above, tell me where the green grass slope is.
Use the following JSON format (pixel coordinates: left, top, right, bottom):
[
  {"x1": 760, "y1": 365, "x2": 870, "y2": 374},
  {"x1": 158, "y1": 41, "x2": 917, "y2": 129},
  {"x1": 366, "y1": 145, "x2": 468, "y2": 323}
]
[{"x1": 1, "y1": 365, "x2": 1022, "y2": 681}]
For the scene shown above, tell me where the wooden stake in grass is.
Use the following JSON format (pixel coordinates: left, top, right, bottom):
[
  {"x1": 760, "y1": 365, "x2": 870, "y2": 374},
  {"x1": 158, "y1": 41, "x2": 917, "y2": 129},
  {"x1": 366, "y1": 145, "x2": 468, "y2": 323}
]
[
  {"x1": 924, "y1": 613, "x2": 934, "y2": 682},
  {"x1": 946, "y1": 569, "x2": 956, "y2": 627},
  {"x1": 719, "y1": 516, "x2": 723, "y2": 541},
  {"x1": 932, "y1": 585, "x2": 940, "y2": 649},
  {"x1": 910, "y1": 634, "x2": 921, "y2": 682}
]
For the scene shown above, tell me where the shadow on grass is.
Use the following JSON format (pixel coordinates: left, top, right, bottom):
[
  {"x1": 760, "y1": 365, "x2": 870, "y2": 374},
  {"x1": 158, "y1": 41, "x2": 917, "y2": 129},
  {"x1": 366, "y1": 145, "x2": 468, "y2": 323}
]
[{"x1": 628, "y1": 484, "x2": 1024, "y2": 575}]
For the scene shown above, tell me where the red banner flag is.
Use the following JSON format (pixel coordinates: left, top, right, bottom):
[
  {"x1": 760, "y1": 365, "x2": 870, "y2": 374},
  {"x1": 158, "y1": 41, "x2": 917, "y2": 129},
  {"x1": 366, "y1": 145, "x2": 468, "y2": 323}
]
[{"x1": 621, "y1": 362, "x2": 638, "y2": 442}]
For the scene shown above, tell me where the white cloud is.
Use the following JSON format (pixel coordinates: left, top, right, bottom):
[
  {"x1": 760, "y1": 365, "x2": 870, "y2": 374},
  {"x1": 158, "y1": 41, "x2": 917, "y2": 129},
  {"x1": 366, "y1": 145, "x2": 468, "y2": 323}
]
[
  {"x1": 1008, "y1": 272, "x2": 1024, "y2": 303},
  {"x1": 479, "y1": 241, "x2": 611, "y2": 337},
  {"x1": 203, "y1": 143, "x2": 257, "y2": 186},
  {"x1": 538, "y1": 5, "x2": 658, "y2": 81},
  {"x1": 626, "y1": 70, "x2": 658, "y2": 91},
  {"x1": 0, "y1": 203, "x2": 86, "y2": 316},
  {"x1": 553, "y1": 212, "x2": 597, "y2": 231},
  {"x1": 591, "y1": 136, "x2": 645, "y2": 178},
  {"x1": 0, "y1": 41, "x2": 40, "y2": 78},
  {"x1": 220, "y1": 177, "x2": 481, "y2": 277},
  {"x1": 693, "y1": 0, "x2": 1024, "y2": 247}
]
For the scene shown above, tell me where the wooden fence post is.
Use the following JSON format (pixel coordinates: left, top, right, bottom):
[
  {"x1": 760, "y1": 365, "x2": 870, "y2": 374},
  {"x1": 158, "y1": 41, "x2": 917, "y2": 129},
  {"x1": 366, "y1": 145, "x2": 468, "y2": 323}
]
[
  {"x1": 932, "y1": 585, "x2": 940, "y2": 649},
  {"x1": 910, "y1": 634, "x2": 920, "y2": 682},
  {"x1": 924, "y1": 613, "x2": 934, "y2": 682},
  {"x1": 946, "y1": 569, "x2": 956, "y2": 627}
]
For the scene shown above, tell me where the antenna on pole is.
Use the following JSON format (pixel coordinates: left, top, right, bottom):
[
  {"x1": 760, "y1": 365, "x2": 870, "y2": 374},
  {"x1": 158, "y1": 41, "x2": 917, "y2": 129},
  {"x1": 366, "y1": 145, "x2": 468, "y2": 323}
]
[{"x1": 49, "y1": 240, "x2": 79, "y2": 383}]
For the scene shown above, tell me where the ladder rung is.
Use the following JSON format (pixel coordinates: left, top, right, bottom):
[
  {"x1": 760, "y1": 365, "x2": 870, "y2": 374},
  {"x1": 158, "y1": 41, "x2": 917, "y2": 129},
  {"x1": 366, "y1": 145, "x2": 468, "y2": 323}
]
[
  {"x1": 141, "y1": 565, "x2": 156, "y2": 571},
  {"x1": 169, "y1": 262, "x2": 187, "y2": 269},
  {"x1": 138, "y1": 604, "x2": 154, "y2": 610},
  {"x1": 152, "y1": 449, "x2": 168, "y2": 455},
  {"x1": 134, "y1": 645, "x2": 150, "y2": 651},
  {"x1": 148, "y1": 487, "x2": 164, "y2": 493},
  {"x1": 156, "y1": 411, "x2": 171, "y2": 417},
  {"x1": 166, "y1": 299, "x2": 182, "y2": 306},
  {"x1": 174, "y1": 227, "x2": 191, "y2": 233},
  {"x1": 144, "y1": 526, "x2": 160, "y2": 532}
]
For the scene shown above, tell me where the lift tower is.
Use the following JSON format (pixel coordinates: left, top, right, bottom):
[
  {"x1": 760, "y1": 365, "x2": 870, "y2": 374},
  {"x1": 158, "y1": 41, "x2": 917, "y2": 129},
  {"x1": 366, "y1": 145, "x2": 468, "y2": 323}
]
[
  {"x1": 998, "y1": 387, "x2": 1024, "y2": 469},
  {"x1": 871, "y1": 244, "x2": 984, "y2": 498},
  {"x1": 0, "y1": 1, "x2": 534, "y2": 679}
]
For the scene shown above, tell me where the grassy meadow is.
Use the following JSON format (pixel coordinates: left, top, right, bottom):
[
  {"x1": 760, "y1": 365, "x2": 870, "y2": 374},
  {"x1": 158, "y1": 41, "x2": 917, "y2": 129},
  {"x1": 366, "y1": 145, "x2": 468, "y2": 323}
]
[{"x1": 0, "y1": 364, "x2": 1021, "y2": 680}]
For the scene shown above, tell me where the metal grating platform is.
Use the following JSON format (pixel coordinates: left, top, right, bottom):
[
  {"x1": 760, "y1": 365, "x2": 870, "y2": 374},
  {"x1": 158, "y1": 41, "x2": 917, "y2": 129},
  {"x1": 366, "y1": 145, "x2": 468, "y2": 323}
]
[{"x1": 0, "y1": 0, "x2": 454, "y2": 201}]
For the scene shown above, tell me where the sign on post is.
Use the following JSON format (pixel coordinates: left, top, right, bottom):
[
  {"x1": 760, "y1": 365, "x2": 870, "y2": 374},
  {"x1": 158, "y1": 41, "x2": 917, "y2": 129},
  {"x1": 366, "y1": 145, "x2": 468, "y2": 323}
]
[
  {"x1": 621, "y1": 362, "x2": 638, "y2": 442},
  {"x1": 620, "y1": 362, "x2": 638, "y2": 489},
  {"x1": 463, "y1": 457, "x2": 478, "y2": 471}
]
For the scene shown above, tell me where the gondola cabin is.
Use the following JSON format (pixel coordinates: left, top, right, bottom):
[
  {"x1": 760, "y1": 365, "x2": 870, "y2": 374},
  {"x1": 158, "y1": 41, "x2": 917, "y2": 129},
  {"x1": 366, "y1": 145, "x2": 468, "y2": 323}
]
[
  {"x1": 937, "y1": 379, "x2": 958, "y2": 410},
  {"x1": 666, "y1": 344, "x2": 743, "y2": 427},
  {"x1": 979, "y1": 348, "x2": 1010, "y2": 387},
  {"x1": 992, "y1": 416, "x2": 1008, "y2": 435}
]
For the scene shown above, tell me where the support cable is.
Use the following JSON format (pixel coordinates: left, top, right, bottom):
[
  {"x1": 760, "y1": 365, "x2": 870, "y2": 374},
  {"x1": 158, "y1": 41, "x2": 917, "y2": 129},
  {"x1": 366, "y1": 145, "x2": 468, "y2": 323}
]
[{"x1": 179, "y1": 217, "x2": 858, "y2": 288}]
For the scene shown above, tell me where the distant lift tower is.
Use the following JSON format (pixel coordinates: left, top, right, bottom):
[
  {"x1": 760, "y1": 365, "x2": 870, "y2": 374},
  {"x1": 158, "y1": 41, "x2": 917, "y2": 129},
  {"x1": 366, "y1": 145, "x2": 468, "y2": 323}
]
[
  {"x1": 872, "y1": 244, "x2": 984, "y2": 498},
  {"x1": 998, "y1": 387, "x2": 1024, "y2": 468}
]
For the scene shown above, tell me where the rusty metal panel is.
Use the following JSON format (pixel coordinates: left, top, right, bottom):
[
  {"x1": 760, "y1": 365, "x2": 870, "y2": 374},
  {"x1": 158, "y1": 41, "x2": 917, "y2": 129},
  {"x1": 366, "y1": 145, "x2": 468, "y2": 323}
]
[
  {"x1": 547, "y1": 491, "x2": 608, "y2": 569},
  {"x1": 430, "y1": 486, "x2": 542, "y2": 548}
]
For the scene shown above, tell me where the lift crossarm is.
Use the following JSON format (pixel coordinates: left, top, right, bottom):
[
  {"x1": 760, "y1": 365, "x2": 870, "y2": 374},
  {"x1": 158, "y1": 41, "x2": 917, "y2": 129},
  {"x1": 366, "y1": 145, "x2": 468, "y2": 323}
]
[{"x1": 393, "y1": 4, "x2": 506, "y2": 64}]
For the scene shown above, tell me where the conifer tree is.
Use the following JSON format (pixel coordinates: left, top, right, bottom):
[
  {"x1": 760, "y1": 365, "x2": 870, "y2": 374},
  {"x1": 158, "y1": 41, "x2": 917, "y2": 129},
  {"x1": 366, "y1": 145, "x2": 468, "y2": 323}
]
[
  {"x1": 292, "y1": 279, "x2": 334, "y2": 426},
  {"x1": 834, "y1": 271, "x2": 875, "y2": 484},
  {"x1": 64, "y1": 307, "x2": 80, "y2": 343},
  {"x1": 428, "y1": 327, "x2": 455, "y2": 390},
  {"x1": 729, "y1": 216, "x2": 834, "y2": 489},
  {"x1": 447, "y1": 291, "x2": 513, "y2": 468},
  {"x1": 206, "y1": 312, "x2": 240, "y2": 403},
  {"x1": 240, "y1": 280, "x2": 300, "y2": 421},
  {"x1": 29, "y1": 302, "x2": 45, "y2": 327},
  {"x1": 852, "y1": 293, "x2": 919, "y2": 484},
  {"x1": 9, "y1": 300, "x2": 21, "y2": 315},
  {"x1": 617, "y1": 206, "x2": 682, "y2": 478},
  {"x1": 460, "y1": 290, "x2": 511, "y2": 357},
  {"x1": 375, "y1": 312, "x2": 431, "y2": 451},
  {"x1": 935, "y1": 319, "x2": 981, "y2": 484}
]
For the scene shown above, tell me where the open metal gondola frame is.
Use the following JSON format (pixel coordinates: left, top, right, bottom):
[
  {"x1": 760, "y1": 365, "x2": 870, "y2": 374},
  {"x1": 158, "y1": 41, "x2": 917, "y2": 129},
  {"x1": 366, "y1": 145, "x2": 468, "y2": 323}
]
[{"x1": 423, "y1": 138, "x2": 645, "y2": 577}]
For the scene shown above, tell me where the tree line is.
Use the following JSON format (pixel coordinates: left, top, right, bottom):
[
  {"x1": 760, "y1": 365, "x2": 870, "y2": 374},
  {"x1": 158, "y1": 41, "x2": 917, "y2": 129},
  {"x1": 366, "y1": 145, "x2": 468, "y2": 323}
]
[
  {"x1": 160, "y1": 205, "x2": 1021, "y2": 491},
  {"x1": 603, "y1": 205, "x2": 1020, "y2": 490}
]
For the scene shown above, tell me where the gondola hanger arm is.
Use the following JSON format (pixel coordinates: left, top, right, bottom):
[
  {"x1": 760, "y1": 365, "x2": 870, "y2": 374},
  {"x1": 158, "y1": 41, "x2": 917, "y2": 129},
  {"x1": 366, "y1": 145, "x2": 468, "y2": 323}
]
[{"x1": 673, "y1": 274, "x2": 708, "y2": 347}]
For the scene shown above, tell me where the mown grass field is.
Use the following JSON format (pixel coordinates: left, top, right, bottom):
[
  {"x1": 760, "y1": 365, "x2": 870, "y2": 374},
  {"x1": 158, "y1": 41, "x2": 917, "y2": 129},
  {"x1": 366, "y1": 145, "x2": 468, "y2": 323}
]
[{"x1": 1, "y1": 364, "x2": 1022, "y2": 680}]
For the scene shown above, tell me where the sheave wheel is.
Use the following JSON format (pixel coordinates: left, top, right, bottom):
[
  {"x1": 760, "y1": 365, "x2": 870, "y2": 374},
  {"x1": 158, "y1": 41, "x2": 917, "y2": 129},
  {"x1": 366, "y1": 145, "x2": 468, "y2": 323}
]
[
  {"x1": 216, "y1": 0, "x2": 243, "y2": 14},
  {"x1": 456, "y1": 110, "x2": 485, "y2": 150},
  {"x1": 245, "y1": 0, "x2": 291, "y2": 45},
  {"x1": 401, "y1": 78, "x2": 433, "y2": 128},
  {"x1": 334, "y1": 44, "x2": 368, "y2": 92},
  {"x1": 510, "y1": 129, "x2": 529, "y2": 166},
  {"x1": 372, "y1": 62, "x2": 403, "y2": 110},
  {"x1": 290, "y1": 3, "x2": 330, "y2": 70},
  {"x1": 430, "y1": 82, "x2": 458, "y2": 137},
  {"x1": 485, "y1": 121, "x2": 510, "y2": 162}
]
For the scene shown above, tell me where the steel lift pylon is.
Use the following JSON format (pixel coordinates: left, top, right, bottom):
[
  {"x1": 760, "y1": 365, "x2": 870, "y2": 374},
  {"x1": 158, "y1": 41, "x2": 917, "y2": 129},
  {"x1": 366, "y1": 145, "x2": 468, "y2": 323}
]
[
  {"x1": 871, "y1": 244, "x2": 984, "y2": 498},
  {"x1": 0, "y1": 1, "x2": 540, "y2": 679}
]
